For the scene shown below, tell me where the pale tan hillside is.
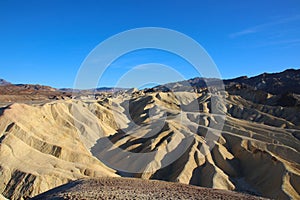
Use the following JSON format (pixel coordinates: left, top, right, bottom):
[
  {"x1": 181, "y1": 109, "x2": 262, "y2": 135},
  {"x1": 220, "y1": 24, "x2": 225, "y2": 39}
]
[{"x1": 0, "y1": 101, "x2": 118, "y2": 200}]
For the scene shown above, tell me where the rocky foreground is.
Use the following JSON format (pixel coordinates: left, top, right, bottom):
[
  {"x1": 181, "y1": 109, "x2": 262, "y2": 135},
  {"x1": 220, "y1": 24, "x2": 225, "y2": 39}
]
[
  {"x1": 31, "y1": 177, "x2": 267, "y2": 200},
  {"x1": 0, "y1": 69, "x2": 299, "y2": 200}
]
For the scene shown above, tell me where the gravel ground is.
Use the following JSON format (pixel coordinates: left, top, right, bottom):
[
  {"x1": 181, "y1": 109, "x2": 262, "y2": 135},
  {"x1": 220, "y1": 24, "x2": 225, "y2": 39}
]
[{"x1": 31, "y1": 177, "x2": 268, "y2": 200}]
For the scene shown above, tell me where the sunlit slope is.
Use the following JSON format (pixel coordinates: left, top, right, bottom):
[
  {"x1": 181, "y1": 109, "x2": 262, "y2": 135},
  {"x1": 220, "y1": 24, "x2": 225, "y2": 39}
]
[{"x1": 0, "y1": 101, "x2": 118, "y2": 200}]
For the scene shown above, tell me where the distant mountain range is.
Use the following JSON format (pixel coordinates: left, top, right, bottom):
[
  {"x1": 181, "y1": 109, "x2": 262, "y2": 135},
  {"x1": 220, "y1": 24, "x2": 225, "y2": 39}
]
[
  {"x1": 1, "y1": 68, "x2": 299, "y2": 94},
  {"x1": 224, "y1": 68, "x2": 300, "y2": 95},
  {"x1": 0, "y1": 68, "x2": 299, "y2": 105},
  {"x1": 151, "y1": 68, "x2": 300, "y2": 95},
  {"x1": 59, "y1": 87, "x2": 128, "y2": 93}
]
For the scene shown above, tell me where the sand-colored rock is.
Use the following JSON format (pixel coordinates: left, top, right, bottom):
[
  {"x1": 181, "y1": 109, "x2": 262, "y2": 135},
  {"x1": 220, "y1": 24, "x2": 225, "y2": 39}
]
[
  {"x1": 0, "y1": 194, "x2": 7, "y2": 200},
  {"x1": 0, "y1": 101, "x2": 118, "y2": 199}
]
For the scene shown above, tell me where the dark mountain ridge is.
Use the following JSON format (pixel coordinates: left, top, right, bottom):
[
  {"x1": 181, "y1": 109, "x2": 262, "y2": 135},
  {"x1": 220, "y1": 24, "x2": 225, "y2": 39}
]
[
  {"x1": 0, "y1": 79, "x2": 11, "y2": 86},
  {"x1": 224, "y1": 69, "x2": 300, "y2": 95},
  {"x1": 151, "y1": 68, "x2": 300, "y2": 95}
]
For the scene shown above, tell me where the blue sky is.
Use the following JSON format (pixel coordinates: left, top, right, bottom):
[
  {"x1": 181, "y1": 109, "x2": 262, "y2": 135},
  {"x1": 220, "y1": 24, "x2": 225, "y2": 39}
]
[{"x1": 0, "y1": 0, "x2": 300, "y2": 88}]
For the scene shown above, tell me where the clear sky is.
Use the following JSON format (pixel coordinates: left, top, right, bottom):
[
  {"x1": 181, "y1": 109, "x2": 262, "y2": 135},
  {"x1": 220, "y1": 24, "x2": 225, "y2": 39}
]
[{"x1": 0, "y1": 0, "x2": 300, "y2": 88}]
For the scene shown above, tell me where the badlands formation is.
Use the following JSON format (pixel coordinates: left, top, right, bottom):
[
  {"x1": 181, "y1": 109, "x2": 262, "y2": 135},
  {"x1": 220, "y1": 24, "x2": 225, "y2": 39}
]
[{"x1": 0, "y1": 69, "x2": 299, "y2": 199}]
